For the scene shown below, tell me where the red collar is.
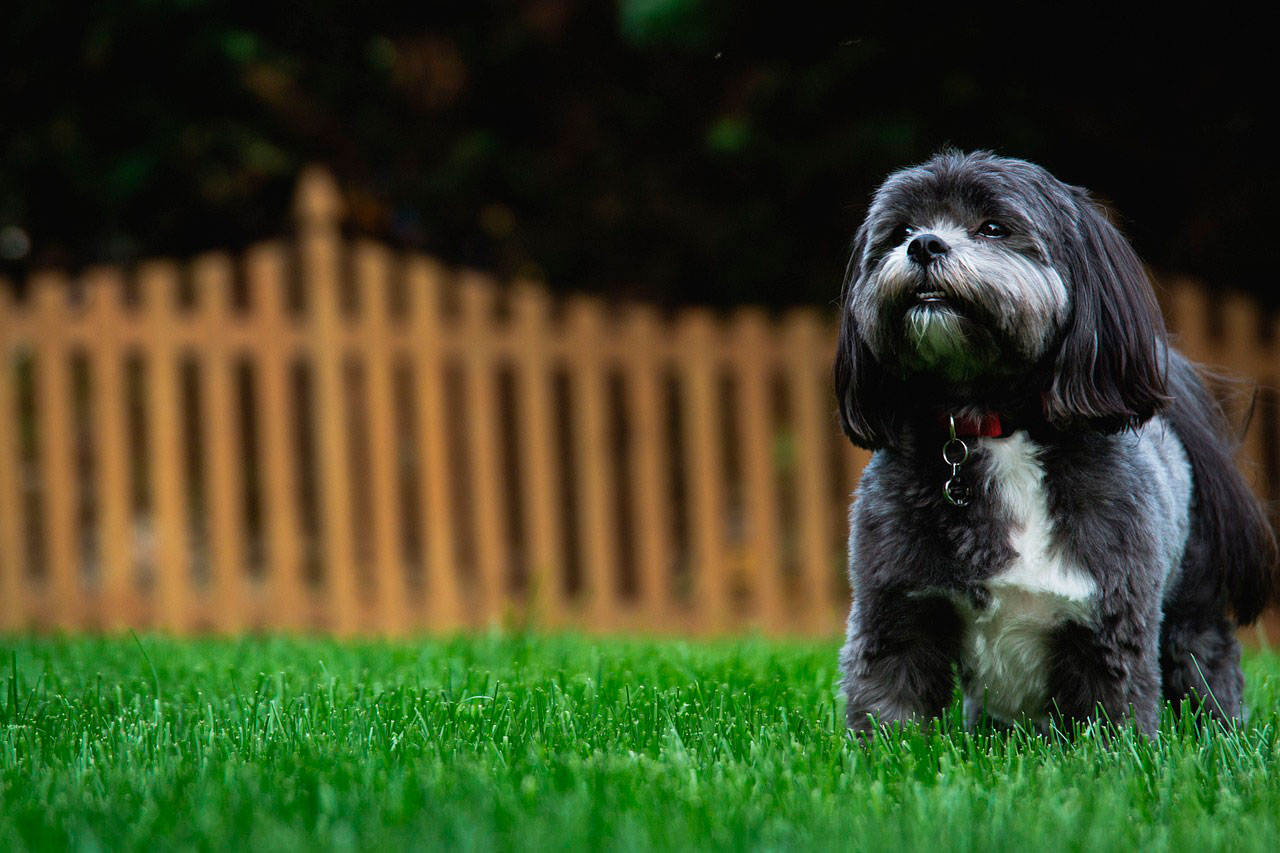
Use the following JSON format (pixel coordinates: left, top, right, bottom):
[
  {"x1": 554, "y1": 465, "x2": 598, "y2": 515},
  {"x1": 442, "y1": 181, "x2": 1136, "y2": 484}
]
[{"x1": 938, "y1": 412, "x2": 1006, "y2": 438}]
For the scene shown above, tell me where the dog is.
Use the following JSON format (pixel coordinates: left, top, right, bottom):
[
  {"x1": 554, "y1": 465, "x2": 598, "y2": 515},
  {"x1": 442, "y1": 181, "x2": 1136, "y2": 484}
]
[{"x1": 834, "y1": 150, "x2": 1277, "y2": 736}]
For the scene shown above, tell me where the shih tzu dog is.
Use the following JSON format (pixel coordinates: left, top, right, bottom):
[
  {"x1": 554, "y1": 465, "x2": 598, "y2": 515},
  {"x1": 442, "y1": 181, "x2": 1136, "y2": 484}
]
[{"x1": 834, "y1": 150, "x2": 1277, "y2": 736}]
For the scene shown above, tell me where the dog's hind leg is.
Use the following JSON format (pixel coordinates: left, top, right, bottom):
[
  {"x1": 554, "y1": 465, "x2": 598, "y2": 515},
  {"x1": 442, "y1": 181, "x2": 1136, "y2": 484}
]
[
  {"x1": 840, "y1": 592, "x2": 963, "y2": 735},
  {"x1": 1159, "y1": 615, "x2": 1245, "y2": 723}
]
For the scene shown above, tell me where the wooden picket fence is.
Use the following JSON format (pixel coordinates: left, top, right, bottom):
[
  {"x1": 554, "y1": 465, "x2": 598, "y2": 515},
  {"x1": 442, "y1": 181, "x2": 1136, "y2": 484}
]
[
  {"x1": 0, "y1": 167, "x2": 1275, "y2": 639},
  {"x1": 0, "y1": 168, "x2": 870, "y2": 637}
]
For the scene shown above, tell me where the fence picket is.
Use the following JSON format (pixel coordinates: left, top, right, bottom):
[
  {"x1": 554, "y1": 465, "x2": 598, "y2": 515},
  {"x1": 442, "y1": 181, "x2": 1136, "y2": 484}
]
[
  {"x1": 32, "y1": 272, "x2": 80, "y2": 629},
  {"x1": 675, "y1": 310, "x2": 729, "y2": 633},
  {"x1": 622, "y1": 306, "x2": 673, "y2": 630},
  {"x1": 566, "y1": 297, "x2": 620, "y2": 629},
  {"x1": 1222, "y1": 292, "x2": 1271, "y2": 496},
  {"x1": 249, "y1": 242, "x2": 306, "y2": 630},
  {"x1": 785, "y1": 310, "x2": 837, "y2": 634},
  {"x1": 0, "y1": 284, "x2": 26, "y2": 629},
  {"x1": 1171, "y1": 280, "x2": 1214, "y2": 364},
  {"x1": 356, "y1": 241, "x2": 408, "y2": 635},
  {"x1": 458, "y1": 273, "x2": 509, "y2": 624},
  {"x1": 512, "y1": 282, "x2": 566, "y2": 627},
  {"x1": 193, "y1": 252, "x2": 248, "y2": 632},
  {"x1": 141, "y1": 261, "x2": 191, "y2": 632},
  {"x1": 406, "y1": 256, "x2": 463, "y2": 630},
  {"x1": 730, "y1": 309, "x2": 785, "y2": 631},
  {"x1": 296, "y1": 169, "x2": 360, "y2": 635},
  {"x1": 85, "y1": 268, "x2": 136, "y2": 630}
]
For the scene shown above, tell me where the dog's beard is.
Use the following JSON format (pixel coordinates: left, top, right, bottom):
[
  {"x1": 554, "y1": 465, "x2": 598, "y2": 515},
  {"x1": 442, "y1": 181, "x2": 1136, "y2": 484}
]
[
  {"x1": 901, "y1": 301, "x2": 984, "y2": 380},
  {"x1": 853, "y1": 241, "x2": 1069, "y2": 384}
]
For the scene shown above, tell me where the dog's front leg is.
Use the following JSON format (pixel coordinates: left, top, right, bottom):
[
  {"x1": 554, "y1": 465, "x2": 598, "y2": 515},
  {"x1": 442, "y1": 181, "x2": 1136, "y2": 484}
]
[
  {"x1": 1044, "y1": 606, "x2": 1162, "y2": 737},
  {"x1": 840, "y1": 591, "x2": 963, "y2": 735}
]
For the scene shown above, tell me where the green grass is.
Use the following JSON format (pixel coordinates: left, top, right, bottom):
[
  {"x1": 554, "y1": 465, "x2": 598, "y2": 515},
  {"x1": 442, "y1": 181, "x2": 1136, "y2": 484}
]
[{"x1": 1, "y1": 633, "x2": 1278, "y2": 852}]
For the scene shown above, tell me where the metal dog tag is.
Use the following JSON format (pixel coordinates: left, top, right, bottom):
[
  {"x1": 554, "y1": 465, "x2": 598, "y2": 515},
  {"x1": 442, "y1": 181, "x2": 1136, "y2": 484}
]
[{"x1": 944, "y1": 472, "x2": 973, "y2": 507}]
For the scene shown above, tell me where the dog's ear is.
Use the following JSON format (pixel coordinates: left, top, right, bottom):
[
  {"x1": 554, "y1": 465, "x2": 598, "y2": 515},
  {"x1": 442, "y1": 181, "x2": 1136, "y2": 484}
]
[
  {"x1": 1043, "y1": 192, "x2": 1170, "y2": 432},
  {"x1": 834, "y1": 226, "x2": 903, "y2": 450}
]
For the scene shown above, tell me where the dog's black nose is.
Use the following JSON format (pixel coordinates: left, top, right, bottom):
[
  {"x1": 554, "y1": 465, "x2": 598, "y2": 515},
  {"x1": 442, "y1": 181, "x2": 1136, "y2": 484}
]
[{"x1": 907, "y1": 234, "x2": 950, "y2": 266}]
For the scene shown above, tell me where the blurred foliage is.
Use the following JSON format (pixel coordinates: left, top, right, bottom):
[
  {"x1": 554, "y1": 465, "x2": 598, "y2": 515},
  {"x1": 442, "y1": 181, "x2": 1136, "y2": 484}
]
[{"x1": 0, "y1": 3, "x2": 1271, "y2": 307}]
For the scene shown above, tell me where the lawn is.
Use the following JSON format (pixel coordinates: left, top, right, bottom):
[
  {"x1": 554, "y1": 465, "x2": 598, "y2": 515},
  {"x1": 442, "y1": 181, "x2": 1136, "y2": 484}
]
[{"x1": 2, "y1": 633, "x2": 1278, "y2": 851}]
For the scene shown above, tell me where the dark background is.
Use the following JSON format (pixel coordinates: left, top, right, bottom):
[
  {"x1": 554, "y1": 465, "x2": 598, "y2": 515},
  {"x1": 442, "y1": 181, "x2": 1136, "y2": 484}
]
[{"x1": 1, "y1": 3, "x2": 1271, "y2": 308}]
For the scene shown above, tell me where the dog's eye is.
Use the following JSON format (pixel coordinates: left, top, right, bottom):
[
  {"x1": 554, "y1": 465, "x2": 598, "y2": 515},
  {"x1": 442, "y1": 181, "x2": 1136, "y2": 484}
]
[
  {"x1": 889, "y1": 223, "x2": 916, "y2": 245},
  {"x1": 976, "y1": 221, "x2": 1010, "y2": 239}
]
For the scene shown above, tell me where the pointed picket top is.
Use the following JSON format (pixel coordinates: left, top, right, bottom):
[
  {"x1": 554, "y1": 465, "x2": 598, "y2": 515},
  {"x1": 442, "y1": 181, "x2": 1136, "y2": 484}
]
[{"x1": 292, "y1": 165, "x2": 344, "y2": 228}]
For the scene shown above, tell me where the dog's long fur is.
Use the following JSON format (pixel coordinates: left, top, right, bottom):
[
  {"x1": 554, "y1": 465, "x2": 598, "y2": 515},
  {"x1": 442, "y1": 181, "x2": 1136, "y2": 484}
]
[{"x1": 835, "y1": 151, "x2": 1277, "y2": 734}]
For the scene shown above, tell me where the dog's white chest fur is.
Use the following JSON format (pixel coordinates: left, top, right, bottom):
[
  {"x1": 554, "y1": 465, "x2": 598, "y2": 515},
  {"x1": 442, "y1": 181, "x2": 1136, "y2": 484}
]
[{"x1": 959, "y1": 432, "x2": 1097, "y2": 721}]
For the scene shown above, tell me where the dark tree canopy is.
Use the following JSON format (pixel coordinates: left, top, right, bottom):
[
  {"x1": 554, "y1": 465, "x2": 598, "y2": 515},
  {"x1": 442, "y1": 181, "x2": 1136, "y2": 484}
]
[{"x1": 1, "y1": 3, "x2": 1271, "y2": 308}]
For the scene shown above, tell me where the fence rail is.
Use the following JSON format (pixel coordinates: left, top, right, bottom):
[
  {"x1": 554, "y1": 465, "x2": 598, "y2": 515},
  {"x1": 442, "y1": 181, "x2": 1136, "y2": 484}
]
[{"x1": 0, "y1": 168, "x2": 1275, "y2": 639}]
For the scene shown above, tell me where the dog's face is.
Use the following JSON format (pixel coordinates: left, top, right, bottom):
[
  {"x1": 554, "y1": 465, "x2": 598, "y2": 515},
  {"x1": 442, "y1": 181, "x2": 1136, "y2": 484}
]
[
  {"x1": 835, "y1": 151, "x2": 1170, "y2": 449},
  {"x1": 851, "y1": 160, "x2": 1070, "y2": 383}
]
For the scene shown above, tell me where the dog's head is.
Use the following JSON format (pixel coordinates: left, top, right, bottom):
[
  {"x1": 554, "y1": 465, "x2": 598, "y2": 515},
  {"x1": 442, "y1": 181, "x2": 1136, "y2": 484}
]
[{"x1": 835, "y1": 150, "x2": 1169, "y2": 449}]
